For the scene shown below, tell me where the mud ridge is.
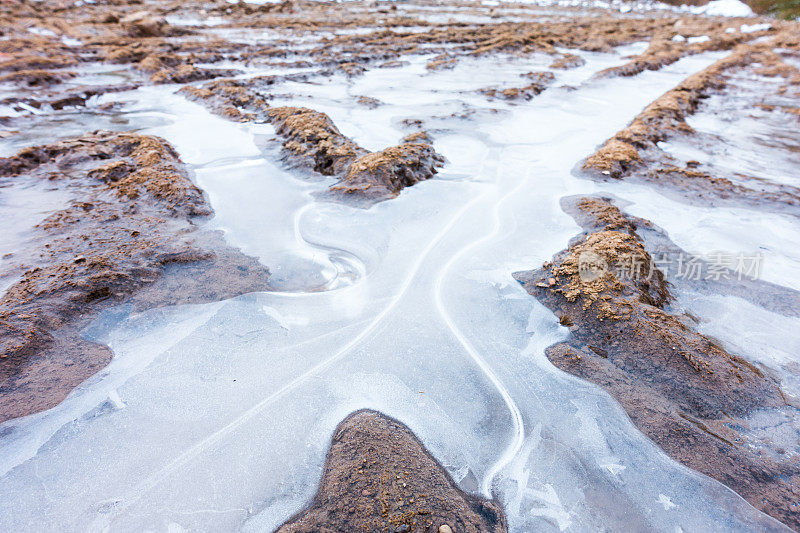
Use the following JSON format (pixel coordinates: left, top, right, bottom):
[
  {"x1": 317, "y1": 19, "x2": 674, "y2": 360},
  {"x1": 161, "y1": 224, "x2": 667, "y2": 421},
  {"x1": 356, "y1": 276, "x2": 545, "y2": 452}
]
[
  {"x1": 582, "y1": 35, "x2": 800, "y2": 213},
  {"x1": 183, "y1": 84, "x2": 446, "y2": 201},
  {"x1": 277, "y1": 410, "x2": 507, "y2": 533},
  {"x1": 0, "y1": 132, "x2": 271, "y2": 423},
  {"x1": 514, "y1": 196, "x2": 800, "y2": 529}
]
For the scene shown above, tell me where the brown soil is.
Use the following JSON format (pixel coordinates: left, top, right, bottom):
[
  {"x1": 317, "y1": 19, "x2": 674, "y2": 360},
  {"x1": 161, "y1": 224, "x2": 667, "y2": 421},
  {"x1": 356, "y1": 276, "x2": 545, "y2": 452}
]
[
  {"x1": 1, "y1": 83, "x2": 140, "y2": 114},
  {"x1": 1, "y1": 0, "x2": 798, "y2": 526},
  {"x1": 277, "y1": 410, "x2": 507, "y2": 533},
  {"x1": 3, "y1": 0, "x2": 788, "y2": 204},
  {"x1": 138, "y1": 55, "x2": 241, "y2": 85},
  {"x1": 480, "y1": 71, "x2": 555, "y2": 100},
  {"x1": 119, "y1": 10, "x2": 172, "y2": 38},
  {"x1": 180, "y1": 78, "x2": 274, "y2": 122},
  {"x1": 594, "y1": 18, "x2": 770, "y2": 79},
  {"x1": 584, "y1": 45, "x2": 759, "y2": 177},
  {"x1": 334, "y1": 136, "x2": 445, "y2": 199},
  {"x1": 426, "y1": 55, "x2": 459, "y2": 71},
  {"x1": 0, "y1": 132, "x2": 271, "y2": 423},
  {"x1": 583, "y1": 35, "x2": 800, "y2": 213},
  {"x1": 550, "y1": 53, "x2": 585, "y2": 70},
  {"x1": 356, "y1": 95, "x2": 383, "y2": 109},
  {"x1": 514, "y1": 196, "x2": 800, "y2": 529},
  {"x1": 576, "y1": 196, "x2": 800, "y2": 318},
  {"x1": 0, "y1": 69, "x2": 76, "y2": 88},
  {"x1": 267, "y1": 106, "x2": 368, "y2": 175},
  {"x1": 0, "y1": 0, "x2": 786, "y2": 91},
  {"x1": 586, "y1": 41, "x2": 800, "y2": 176},
  {"x1": 264, "y1": 106, "x2": 444, "y2": 200}
]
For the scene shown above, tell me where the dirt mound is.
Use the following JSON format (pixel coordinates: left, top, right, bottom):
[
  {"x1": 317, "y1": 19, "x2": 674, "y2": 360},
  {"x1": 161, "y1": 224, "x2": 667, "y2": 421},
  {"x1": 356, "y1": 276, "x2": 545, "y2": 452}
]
[
  {"x1": 550, "y1": 53, "x2": 584, "y2": 69},
  {"x1": 0, "y1": 132, "x2": 270, "y2": 423},
  {"x1": 1, "y1": 131, "x2": 210, "y2": 215},
  {"x1": 119, "y1": 11, "x2": 170, "y2": 38},
  {"x1": 181, "y1": 86, "x2": 444, "y2": 201},
  {"x1": 584, "y1": 36, "x2": 800, "y2": 177},
  {"x1": 267, "y1": 106, "x2": 368, "y2": 175},
  {"x1": 334, "y1": 140, "x2": 444, "y2": 198},
  {"x1": 266, "y1": 106, "x2": 444, "y2": 200},
  {"x1": 514, "y1": 196, "x2": 800, "y2": 529},
  {"x1": 135, "y1": 53, "x2": 241, "y2": 84},
  {"x1": 277, "y1": 410, "x2": 506, "y2": 533},
  {"x1": 480, "y1": 71, "x2": 554, "y2": 100},
  {"x1": 180, "y1": 78, "x2": 273, "y2": 122},
  {"x1": 594, "y1": 19, "x2": 769, "y2": 79},
  {"x1": 584, "y1": 45, "x2": 756, "y2": 177},
  {"x1": 0, "y1": 69, "x2": 76, "y2": 87}
]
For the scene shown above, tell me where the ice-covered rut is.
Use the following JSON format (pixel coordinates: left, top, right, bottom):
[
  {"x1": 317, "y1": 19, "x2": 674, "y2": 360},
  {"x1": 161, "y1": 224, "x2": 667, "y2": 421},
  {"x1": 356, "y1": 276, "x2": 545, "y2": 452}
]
[{"x1": 0, "y1": 49, "x2": 792, "y2": 532}]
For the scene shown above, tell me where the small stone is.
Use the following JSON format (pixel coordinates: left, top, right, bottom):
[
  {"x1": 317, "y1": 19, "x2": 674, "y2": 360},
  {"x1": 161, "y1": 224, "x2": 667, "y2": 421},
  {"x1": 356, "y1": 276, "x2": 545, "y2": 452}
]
[{"x1": 439, "y1": 525, "x2": 453, "y2": 533}]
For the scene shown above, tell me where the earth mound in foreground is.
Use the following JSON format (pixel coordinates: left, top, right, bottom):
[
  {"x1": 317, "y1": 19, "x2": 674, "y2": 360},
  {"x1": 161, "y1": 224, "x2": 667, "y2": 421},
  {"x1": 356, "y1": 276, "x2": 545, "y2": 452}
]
[{"x1": 278, "y1": 410, "x2": 506, "y2": 533}]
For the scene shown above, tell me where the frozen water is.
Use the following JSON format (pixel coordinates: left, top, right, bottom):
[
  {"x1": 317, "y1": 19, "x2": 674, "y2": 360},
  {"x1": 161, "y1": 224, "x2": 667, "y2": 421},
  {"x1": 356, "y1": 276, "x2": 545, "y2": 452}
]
[
  {"x1": 0, "y1": 40, "x2": 794, "y2": 533},
  {"x1": 618, "y1": 185, "x2": 800, "y2": 291},
  {"x1": 660, "y1": 71, "x2": 800, "y2": 190},
  {"x1": 0, "y1": 176, "x2": 74, "y2": 272},
  {"x1": 677, "y1": 290, "x2": 800, "y2": 396}
]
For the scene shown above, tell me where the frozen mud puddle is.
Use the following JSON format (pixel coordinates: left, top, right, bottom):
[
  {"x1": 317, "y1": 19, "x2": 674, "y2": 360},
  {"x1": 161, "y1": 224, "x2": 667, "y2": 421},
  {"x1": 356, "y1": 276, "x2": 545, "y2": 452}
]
[
  {"x1": 658, "y1": 69, "x2": 800, "y2": 189},
  {"x1": 674, "y1": 289, "x2": 800, "y2": 461},
  {"x1": 0, "y1": 47, "x2": 791, "y2": 532},
  {"x1": 0, "y1": 175, "x2": 74, "y2": 290},
  {"x1": 114, "y1": 88, "x2": 367, "y2": 292},
  {"x1": 618, "y1": 185, "x2": 800, "y2": 291},
  {"x1": 679, "y1": 290, "x2": 800, "y2": 395}
]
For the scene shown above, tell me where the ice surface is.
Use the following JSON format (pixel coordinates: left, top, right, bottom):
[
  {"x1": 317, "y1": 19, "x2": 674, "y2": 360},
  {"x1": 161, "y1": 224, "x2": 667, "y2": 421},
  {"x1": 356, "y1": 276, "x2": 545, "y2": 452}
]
[
  {"x1": 660, "y1": 71, "x2": 800, "y2": 190},
  {"x1": 0, "y1": 44, "x2": 793, "y2": 533},
  {"x1": 618, "y1": 185, "x2": 800, "y2": 291},
  {"x1": 741, "y1": 22, "x2": 772, "y2": 33},
  {"x1": 0, "y1": 176, "x2": 74, "y2": 273},
  {"x1": 677, "y1": 290, "x2": 800, "y2": 396}
]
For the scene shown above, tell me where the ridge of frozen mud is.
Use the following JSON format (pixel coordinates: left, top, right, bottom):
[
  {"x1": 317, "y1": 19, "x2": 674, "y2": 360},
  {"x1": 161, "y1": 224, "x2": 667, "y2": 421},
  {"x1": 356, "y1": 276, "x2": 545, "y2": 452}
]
[{"x1": 514, "y1": 195, "x2": 799, "y2": 528}]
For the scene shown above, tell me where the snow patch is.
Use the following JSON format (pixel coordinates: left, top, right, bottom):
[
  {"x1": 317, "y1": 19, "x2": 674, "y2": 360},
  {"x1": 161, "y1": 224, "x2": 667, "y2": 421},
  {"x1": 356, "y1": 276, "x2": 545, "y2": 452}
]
[
  {"x1": 690, "y1": 0, "x2": 753, "y2": 17},
  {"x1": 741, "y1": 22, "x2": 771, "y2": 33}
]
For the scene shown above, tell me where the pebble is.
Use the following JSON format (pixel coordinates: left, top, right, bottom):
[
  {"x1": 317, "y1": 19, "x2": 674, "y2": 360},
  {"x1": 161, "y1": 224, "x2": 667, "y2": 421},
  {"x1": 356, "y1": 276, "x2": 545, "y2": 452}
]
[{"x1": 439, "y1": 525, "x2": 453, "y2": 533}]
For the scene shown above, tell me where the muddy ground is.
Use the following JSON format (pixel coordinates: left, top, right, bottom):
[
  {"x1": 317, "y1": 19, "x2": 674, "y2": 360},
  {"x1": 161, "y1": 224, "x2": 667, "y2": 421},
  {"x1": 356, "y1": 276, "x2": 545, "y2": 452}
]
[
  {"x1": 0, "y1": 131, "x2": 272, "y2": 423},
  {"x1": 1, "y1": 0, "x2": 800, "y2": 529},
  {"x1": 514, "y1": 197, "x2": 800, "y2": 528}
]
